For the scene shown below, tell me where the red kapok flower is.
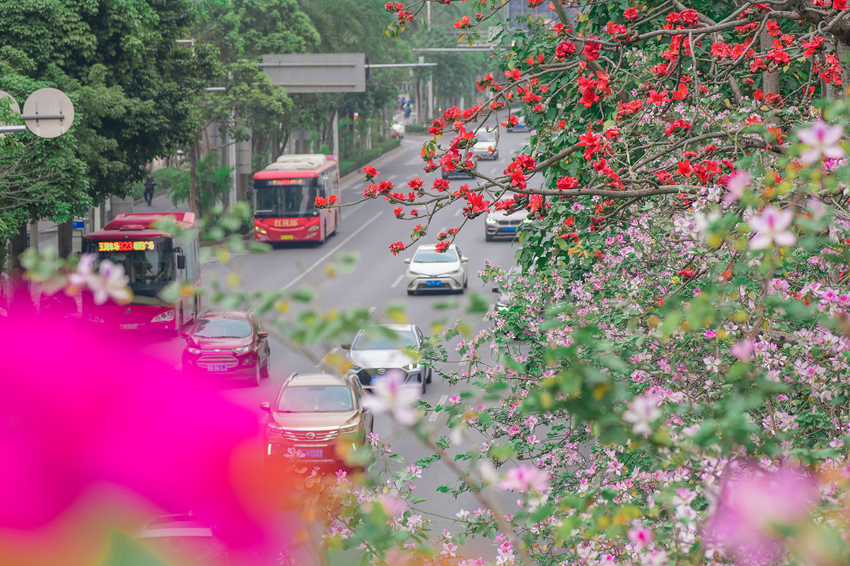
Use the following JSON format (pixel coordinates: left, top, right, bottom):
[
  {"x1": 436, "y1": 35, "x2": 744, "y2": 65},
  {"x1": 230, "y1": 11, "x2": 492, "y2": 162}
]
[
  {"x1": 624, "y1": 7, "x2": 638, "y2": 19},
  {"x1": 389, "y1": 241, "x2": 405, "y2": 255}
]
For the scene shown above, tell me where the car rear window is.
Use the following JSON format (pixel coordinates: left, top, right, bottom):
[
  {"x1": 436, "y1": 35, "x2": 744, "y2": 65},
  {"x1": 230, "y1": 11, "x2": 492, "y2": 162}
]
[
  {"x1": 193, "y1": 318, "x2": 252, "y2": 338},
  {"x1": 277, "y1": 385, "x2": 354, "y2": 412}
]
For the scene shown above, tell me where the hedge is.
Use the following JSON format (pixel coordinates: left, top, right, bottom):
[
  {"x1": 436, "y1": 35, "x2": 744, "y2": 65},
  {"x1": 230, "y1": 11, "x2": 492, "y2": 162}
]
[{"x1": 338, "y1": 138, "x2": 402, "y2": 178}]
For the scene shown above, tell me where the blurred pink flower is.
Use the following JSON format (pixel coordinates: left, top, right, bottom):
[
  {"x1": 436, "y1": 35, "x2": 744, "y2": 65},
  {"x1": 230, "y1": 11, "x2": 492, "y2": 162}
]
[
  {"x1": 0, "y1": 315, "x2": 274, "y2": 552},
  {"x1": 362, "y1": 370, "x2": 420, "y2": 425},
  {"x1": 628, "y1": 525, "x2": 653, "y2": 549},
  {"x1": 67, "y1": 254, "x2": 132, "y2": 305},
  {"x1": 705, "y1": 464, "x2": 817, "y2": 565},
  {"x1": 748, "y1": 206, "x2": 796, "y2": 250},
  {"x1": 623, "y1": 393, "x2": 662, "y2": 436},
  {"x1": 723, "y1": 170, "x2": 751, "y2": 204},
  {"x1": 797, "y1": 120, "x2": 844, "y2": 165},
  {"x1": 498, "y1": 464, "x2": 549, "y2": 493},
  {"x1": 730, "y1": 339, "x2": 755, "y2": 362}
]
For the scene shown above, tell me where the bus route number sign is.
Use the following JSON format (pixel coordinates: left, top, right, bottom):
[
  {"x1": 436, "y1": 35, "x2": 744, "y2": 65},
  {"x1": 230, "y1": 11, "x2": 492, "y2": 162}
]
[
  {"x1": 98, "y1": 241, "x2": 155, "y2": 252},
  {"x1": 269, "y1": 179, "x2": 302, "y2": 185}
]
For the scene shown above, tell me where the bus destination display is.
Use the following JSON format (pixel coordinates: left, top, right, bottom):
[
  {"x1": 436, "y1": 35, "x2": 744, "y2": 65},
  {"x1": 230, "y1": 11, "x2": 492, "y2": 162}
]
[{"x1": 98, "y1": 241, "x2": 155, "y2": 252}]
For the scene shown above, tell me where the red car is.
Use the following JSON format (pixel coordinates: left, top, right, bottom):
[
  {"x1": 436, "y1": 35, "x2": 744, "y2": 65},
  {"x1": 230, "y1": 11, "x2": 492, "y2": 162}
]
[{"x1": 182, "y1": 311, "x2": 271, "y2": 386}]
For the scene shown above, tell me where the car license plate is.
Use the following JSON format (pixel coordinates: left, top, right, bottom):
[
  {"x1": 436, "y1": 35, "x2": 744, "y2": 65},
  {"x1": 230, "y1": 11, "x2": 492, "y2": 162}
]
[
  {"x1": 426, "y1": 280, "x2": 441, "y2": 286},
  {"x1": 302, "y1": 448, "x2": 322, "y2": 458},
  {"x1": 207, "y1": 364, "x2": 227, "y2": 372},
  {"x1": 120, "y1": 324, "x2": 138, "y2": 330},
  {"x1": 503, "y1": 226, "x2": 517, "y2": 232},
  {"x1": 280, "y1": 235, "x2": 293, "y2": 240}
]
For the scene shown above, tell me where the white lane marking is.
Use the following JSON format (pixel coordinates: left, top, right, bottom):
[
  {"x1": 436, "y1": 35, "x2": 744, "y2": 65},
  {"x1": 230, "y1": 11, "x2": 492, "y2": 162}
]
[
  {"x1": 283, "y1": 211, "x2": 384, "y2": 290},
  {"x1": 316, "y1": 346, "x2": 340, "y2": 367},
  {"x1": 437, "y1": 226, "x2": 446, "y2": 235},
  {"x1": 429, "y1": 394, "x2": 449, "y2": 422},
  {"x1": 405, "y1": 156, "x2": 423, "y2": 166},
  {"x1": 368, "y1": 306, "x2": 377, "y2": 315},
  {"x1": 454, "y1": 208, "x2": 463, "y2": 217},
  {"x1": 387, "y1": 175, "x2": 398, "y2": 182},
  {"x1": 390, "y1": 274, "x2": 405, "y2": 288}
]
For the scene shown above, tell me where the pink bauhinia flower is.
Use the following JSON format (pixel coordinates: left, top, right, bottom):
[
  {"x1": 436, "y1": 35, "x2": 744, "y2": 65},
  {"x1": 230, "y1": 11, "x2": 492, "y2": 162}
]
[
  {"x1": 67, "y1": 253, "x2": 132, "y2": 305},
  {"x1": 628, "y1": 525, "x2": 654, "y2": 549},
  {"x1": 705, "y1": 464, "x2": 817, "y2": 565},
  {"x1": 796, "y1": 120, "x2": 845, "y2": 164},
  {"x1": 723, "y1": 170, "x2": 751, "y2": 204},
  {"x1": 747, "y1": 206, "x2": 796, "y2": 250},
  {"x1": 362, "y1": 370, "x2": 421, "y2": 425},
  {"x1": 498, "y1": 464, "x2": 550, "y2": 493},
  {"x1": 622, "y1": 393, "x2": 662, "y2": 436}
]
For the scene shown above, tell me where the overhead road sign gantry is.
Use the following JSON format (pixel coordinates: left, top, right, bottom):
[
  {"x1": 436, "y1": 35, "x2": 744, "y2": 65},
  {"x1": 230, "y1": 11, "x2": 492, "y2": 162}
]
[{"x1": 260, "y1": 53, "x2": 366, "y2": 93}]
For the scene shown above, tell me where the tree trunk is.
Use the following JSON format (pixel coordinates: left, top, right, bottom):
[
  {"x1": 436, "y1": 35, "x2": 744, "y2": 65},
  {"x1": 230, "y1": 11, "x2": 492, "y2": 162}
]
[
  {"x1": 9, "y1": 221, "x2": 28, "y2": 269},
  {"x1": 837, "y1": 40, "x2": 850, "y2": 98},
  {"x1": 190, "y1": 135, "x2": 198, "y2": 215},
  {"x1": 57, "y1": 219, "x2": 73, "y2": 259}
]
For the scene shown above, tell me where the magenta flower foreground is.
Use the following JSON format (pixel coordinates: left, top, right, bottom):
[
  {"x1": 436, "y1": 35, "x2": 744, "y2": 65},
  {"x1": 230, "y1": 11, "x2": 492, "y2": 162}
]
[
  {"x1": 0, "y1": 315, "x2": 272, "y2": 549},
  {"x1": 362, "y1": 370, "x2": 421, "y2": 425},
  {"x1": 796, "y1": 120, "x2": 845, "y2": 165},
  {"x1": 747, "y1": 206, "x2": 796, "y2": 250}
]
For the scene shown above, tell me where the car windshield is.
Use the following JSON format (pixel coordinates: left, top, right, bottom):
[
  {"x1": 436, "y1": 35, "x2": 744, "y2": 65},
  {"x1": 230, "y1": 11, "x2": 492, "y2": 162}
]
[
  {"x1": 277, "y1": 385, "x2": 354, "y2": 412},
  {"x1": 193, "y1": 318, "x2": 252, "y2": 338},
  {"x1": 353, "y1": 329, "x2": 418, "y2": 350},
  {"x1": 477, "y1": 132, "x2": 495, "y2": 142},
  {"x1": 254, "y1": 178, "x2": 320, "y2": 218},
  {"x1": 413, "y1": 248, "x2": 458, "y2": 263},
  {"x1": 82, "y1": 238, "x2": 175, "y2": 296}
]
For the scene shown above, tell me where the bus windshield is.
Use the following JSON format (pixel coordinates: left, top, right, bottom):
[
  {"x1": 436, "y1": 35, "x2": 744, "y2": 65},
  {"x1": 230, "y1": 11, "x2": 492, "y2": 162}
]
[
  {"x1": 82, "y1": 238, "x2": 175, "y2": 296},
  {"x1": 254, "y1": 178, "x2": 320, "y2": 218}
]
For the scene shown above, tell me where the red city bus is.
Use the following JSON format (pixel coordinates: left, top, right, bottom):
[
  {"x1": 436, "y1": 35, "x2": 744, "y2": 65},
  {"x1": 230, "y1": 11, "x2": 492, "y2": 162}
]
[
  {"x1": 253, "y1": 154, "x2": 341, "y2": 244},
  {"x1": 81, "y1": 212, "x2": 201, "y2": 332}
]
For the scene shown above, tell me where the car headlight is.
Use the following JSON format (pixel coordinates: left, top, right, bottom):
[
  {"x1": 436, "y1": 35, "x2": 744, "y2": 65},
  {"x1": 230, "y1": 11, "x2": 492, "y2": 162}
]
[
  {"x1": 187, "y1": 347, "x2": 201, "y2": 354},
  {"x1": 408, "y1": 270, "x2": 428, "y2": 276},
  {"x1": 339, "y1": 423, "x2": 360, "y2": 435},
  {"x1": 440, "y1": 268, "x2": 462, "y2": 276},
  {"x1": 404, "y1": 363, "x2": 421, "y2": 371},
  {"x1": 87, "y1": 314, "x2": 105, "y2": 323},
  {"x1": 486, "y1": 217, "x2": 497, "y2": 224},
  {"x1": 256, "y1": 227, "x2": 268, "y2": 234},
  {"x1": 349, "y1": 365, "x2": 362, "y2": 372},
  {"x1": 267, "y1": 424, "x2": 285, "y2": 435},
  {"x1": 233, "y1": 346, "x2": 251, "y2": 355},
  {"x1": 308, "y1": 225, "x2": 319, "y2": 232},
  {"x1": 151, "y1": 310, "x2": 174, "y2": 323}
]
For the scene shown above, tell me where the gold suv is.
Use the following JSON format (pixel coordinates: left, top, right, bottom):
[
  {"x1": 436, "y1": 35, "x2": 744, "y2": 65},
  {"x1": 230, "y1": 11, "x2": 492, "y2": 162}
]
[{"x1": 261, "y1": 373, "x2": 373, "y2": 467}]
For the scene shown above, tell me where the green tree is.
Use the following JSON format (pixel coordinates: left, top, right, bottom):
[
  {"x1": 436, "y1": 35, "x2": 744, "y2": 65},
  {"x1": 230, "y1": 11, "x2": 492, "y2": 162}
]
[{"x1": 168, "y1": 152, "x2": 232, "y2": 218}]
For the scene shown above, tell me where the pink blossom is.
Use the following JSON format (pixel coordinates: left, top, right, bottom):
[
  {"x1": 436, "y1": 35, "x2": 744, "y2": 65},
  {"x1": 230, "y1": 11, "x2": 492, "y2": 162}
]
[
  {"x1": 628, "y1": 526, "x2": 654, "y2": 549},
  {"x1": 730, "y1": 339, "x2": 755, "y2": 362},
  {"x1": 796, "y1": 120, "x2": 845, "y2": 164},
  {"x1": 723, "y1": 170, "x2": 751, "y2": 204},
  {"x1": 703, "y1": 329, "x2": 717, "y2": 339},
  {"x1": 362, "y1": 370, "x2": 421, "y2": 425},
  {"x1": 706, "y1": 464, "x2": 817, "y2": 565},
  {"x1": 67, "y1": 254, "x2": 132, "y2": 305},
  {"x1": 498, "y1": 465, "x2": 550, "y2": 493},
  {"x1": 747, "y1": 206, "x2": 796, "y2": 250},
  {"x1": 622, "y1": 393, "x2": 662, "y2": 436}
]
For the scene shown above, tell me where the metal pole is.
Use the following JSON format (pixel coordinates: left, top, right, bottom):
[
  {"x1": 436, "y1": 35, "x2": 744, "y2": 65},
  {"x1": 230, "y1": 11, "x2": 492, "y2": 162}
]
[
  {"x1": 29, "y1": 221, "x2": 39, "y2": 251},
  {"x1": 427, "y1": 73, "x2": 433, "y2": 121},
  {"x1": 0, "y1": 126, "x2": 26, "y2": 133},
  {"x1": 228, "y1": 111, "x2": 237, "y2": 207},
  {"x1": 333, "y1": 110, "x2": 339, "y2": 157}
]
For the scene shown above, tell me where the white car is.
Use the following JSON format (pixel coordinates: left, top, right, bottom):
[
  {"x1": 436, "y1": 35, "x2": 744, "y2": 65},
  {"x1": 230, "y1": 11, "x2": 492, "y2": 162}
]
[
  {"x1": 391, "y1": 121, "x2": 405, "y2": 137},
  {"x1": 342, "y1": 324, "x2": 431, "y2": 393},
  {"x1": 485, "y1": 202, "x2": 529, "y2": 241},
  {"x1": 404, "y1": 244, "x2": 469, "y2": 295},
  {"x1": 472, "y1": 131, "x2": 498, "y2": 160}
]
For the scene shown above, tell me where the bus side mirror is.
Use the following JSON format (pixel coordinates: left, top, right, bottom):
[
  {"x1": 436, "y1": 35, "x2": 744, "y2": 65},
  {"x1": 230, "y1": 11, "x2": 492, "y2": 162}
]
[{"x1": 177, "y1": 255, "x2": 186, "y2": 270}]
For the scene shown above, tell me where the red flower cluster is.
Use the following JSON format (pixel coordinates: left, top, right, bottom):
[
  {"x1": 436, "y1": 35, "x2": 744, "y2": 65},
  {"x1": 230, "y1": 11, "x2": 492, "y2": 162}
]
[
  {"x1": 315, "y1": 195, "x2": 338, "y2": 208},
  {"x1": 383, "y1": 1, "x2": 403, "y2": 11},
  {"x1": 555, "y1": 41, "x2": 576, "y2": 59},
  {"x1": 578, "y1": 129, "x2": 602, "y2": 159},
  {"x1": 577, "y1": 71, "x2": 611, "y2": 108},
  {"x1": 363, "y1": 165, "x2": 380, "y2": 180},
  {"x1": 664, "y1": 119, "x2": 692, "y2": 137},
  {"x1": 454, "y1": 16, "x2": 471, "y2": 29},
  {"x1": 582, "y1": 36, "x2": 601, "y2": 61},
  {"x1": 435, "y1": 240, "x2": 450, "y2": 253},
  {"x1": 505, "y1": 154, "x2": 536, "y2": 190},
  {"x1": 557, "y1": 176, "x2": 579, "y2": 190},
  {"x1": 624, "y1": 7, "x2": 638, "y2": 19},
  {"x1": 389, "y1": 241, "x2": 405, "y2": 255}
]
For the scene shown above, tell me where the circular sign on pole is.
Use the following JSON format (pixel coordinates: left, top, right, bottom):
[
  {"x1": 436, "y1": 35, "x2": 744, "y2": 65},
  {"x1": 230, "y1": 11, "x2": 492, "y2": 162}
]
[
  {"x1": 0, "y1": 90, "x2": 21, "y2": 115},
  {"x1": 22, "y1": 88, "x2": 75, "y2": 138}
]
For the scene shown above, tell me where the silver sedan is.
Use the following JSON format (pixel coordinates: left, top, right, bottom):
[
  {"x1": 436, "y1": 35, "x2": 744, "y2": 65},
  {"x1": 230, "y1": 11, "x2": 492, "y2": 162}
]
[{"x1": 404, "y1": 244, "x2": 469, "y2": 295}]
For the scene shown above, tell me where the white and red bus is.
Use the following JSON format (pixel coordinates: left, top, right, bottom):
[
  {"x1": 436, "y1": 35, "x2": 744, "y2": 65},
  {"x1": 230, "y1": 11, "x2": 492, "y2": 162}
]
[
  {"x1": 81, "y1": 212, "x2": 201, "y2": 332},
  {"x1": 253, "y1": 154, "x2": 341, "y2": 244}
]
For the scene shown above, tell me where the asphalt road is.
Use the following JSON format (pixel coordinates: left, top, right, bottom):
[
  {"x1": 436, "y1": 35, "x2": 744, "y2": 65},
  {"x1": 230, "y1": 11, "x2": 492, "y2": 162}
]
[{"x1": 163, "y1": 128, "x2": 536, "y2": 564}]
